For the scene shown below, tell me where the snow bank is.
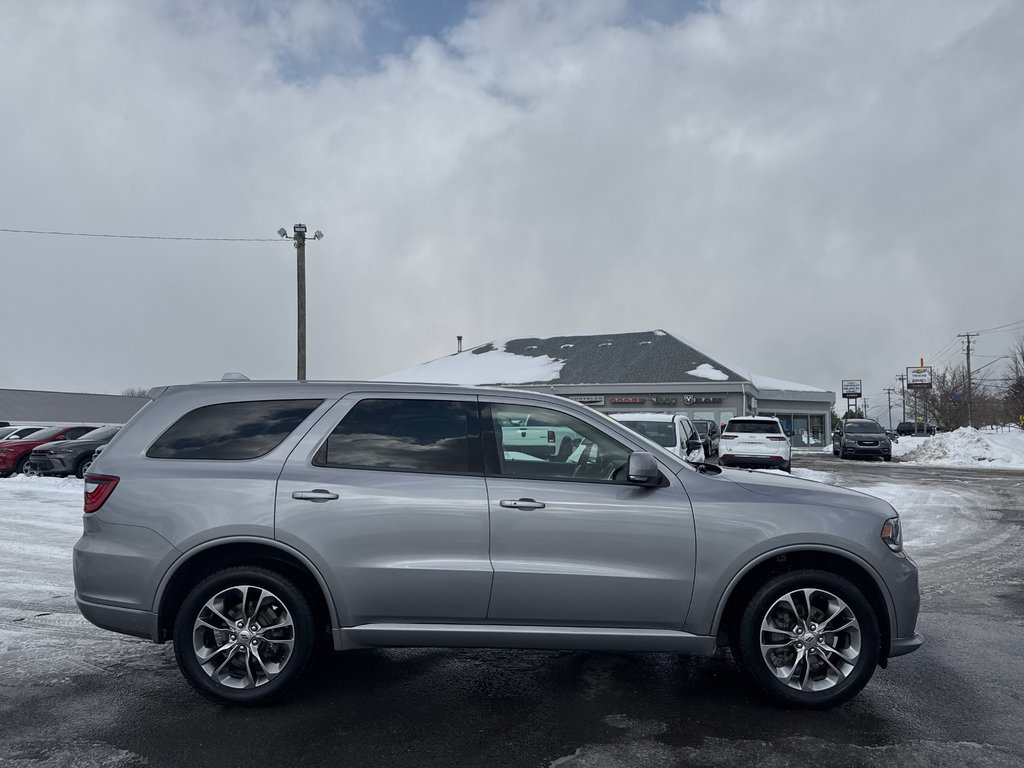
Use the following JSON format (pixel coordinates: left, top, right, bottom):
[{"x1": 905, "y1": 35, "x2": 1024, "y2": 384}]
[{"x1": 899, "y1": 427, "x2": 1024, "y2": 468}]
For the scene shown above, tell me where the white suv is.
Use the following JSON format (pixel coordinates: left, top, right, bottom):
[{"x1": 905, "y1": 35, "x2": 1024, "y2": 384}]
[
  {"x1": 610, "y1": 413, "x2": 706, "y2": 462},
  {"x1": 719, "y1": 416, "x2": 792, "y2": 472}
]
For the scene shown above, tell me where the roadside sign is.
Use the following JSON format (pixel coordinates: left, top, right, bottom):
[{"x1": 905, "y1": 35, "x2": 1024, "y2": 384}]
[
  {"x1": 841, "y1": 379, "x2": 862, "y2": 399},
  {"x1": 907, "y1": 366, "x2": 933, "y2": 390}
]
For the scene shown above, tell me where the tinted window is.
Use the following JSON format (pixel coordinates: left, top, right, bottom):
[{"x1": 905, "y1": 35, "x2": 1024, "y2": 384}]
[
  {"x1": 148, "y1": 400, "x2": 322, "y2": 460},
  {"x1": 489, "y1": 403, "x2": 631, "y2": 483},
  {"x1": 25, "y1": 427, "x2": 62, "y2": 441},
  {"x1": 65, "y1": 427, "x2": 97, "y2": 440},
  {"x1": 315, "y1": 399, "x2": 479, "y2": 474},
  {"x1": 725, "y1": 420, "x2": 783, "y2": 435}
]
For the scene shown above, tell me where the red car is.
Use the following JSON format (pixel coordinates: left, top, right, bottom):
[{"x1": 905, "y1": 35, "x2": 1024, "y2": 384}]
[{"x1": 0, "y1": 425, "x2": 99, "y2": 477}]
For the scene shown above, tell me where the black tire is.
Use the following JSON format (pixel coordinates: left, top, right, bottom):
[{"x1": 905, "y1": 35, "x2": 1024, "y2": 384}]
[
  {"x1": 173, "y1": 566, "x2": 316, "y2": 705},
  {"x1": 832, "y1": 447, "x2": 839, "y2": 456},
  {"x1": 839, "y1": 446, "x2": 847, "y2": 459},
  {"x1": 733, "y1": 569, "x2": 880, "y2": 708},
  {"x1": 75, "y1": 457, "x2": 91, "y2": 479},
  {"x1": 15, "y1": 456, "x2": 32, "y2": 475},
  {"x1": 781, "y1": 461, "x2": 792, "y2": 473},
  {"x1": 883, "y1": 455, "x2": 892, "y2": 463}
]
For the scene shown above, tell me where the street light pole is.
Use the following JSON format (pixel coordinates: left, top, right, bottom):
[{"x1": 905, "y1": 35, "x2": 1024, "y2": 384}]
[{"x1": 278, "y1": 224, "x2": 323, "y2": 381}]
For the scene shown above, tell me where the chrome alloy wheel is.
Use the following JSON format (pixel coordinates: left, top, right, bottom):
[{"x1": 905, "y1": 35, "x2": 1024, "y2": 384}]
[
  {"x1": 192, "y1": 585, "x2": 295, "y2": 689},
  {"x1": 759, "y1": 587, "x2": 861, "y2": 692}
]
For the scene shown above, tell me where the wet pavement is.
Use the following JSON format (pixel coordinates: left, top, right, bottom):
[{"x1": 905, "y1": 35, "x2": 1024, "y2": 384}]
[{"x1": 2, "y1": 458, "x2": 1023, "y2": 767}]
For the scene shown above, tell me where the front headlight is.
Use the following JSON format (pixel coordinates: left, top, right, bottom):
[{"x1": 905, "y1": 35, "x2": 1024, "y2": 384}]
[
  {"x1": 51, "y1": 448, "x2": 74, "y2": 455},
  {"x1": 881, "y1": 517, "x2": 903, "y2": 553}
]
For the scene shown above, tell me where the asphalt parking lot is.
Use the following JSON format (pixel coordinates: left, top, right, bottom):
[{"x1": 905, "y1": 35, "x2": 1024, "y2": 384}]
[{"x1": 2, "y1": 455, "x2": 1023, "y2": 768}]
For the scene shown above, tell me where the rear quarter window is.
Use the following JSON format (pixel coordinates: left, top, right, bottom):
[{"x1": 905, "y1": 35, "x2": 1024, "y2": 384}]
[{"x1": 147, "y1": 399, "x2": 322, "y2": 460}]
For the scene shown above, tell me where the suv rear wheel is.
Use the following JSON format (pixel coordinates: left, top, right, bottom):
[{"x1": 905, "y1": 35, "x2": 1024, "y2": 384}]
[
  {"x1": 734, "y1": 569, "x2": 880, "y2": 708},
  {"x1": 173, "y1": 566, "x2": 315, "y2": 705}
]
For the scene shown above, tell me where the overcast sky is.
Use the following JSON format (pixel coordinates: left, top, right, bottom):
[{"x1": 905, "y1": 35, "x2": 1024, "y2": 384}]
[{"x1": 3, "y1": 0, "x2": 1022, "y2": 422}]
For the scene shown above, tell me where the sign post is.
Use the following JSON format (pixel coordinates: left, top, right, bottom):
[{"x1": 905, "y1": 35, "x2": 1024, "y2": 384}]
[
  {"x1": 906, "y1": 365, "x2": 933, "y2": 432},
  {"x1": 841, "y1": 379, "x2": 862, "y2": 420}
]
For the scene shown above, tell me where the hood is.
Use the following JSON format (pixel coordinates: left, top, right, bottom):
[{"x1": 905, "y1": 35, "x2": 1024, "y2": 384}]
[
  {"x1": 33, "y1": 439, "x2": 80, "y2": 451},
  {"x1": 712, "y1": 466, "x2": 896, "y2": 518}
]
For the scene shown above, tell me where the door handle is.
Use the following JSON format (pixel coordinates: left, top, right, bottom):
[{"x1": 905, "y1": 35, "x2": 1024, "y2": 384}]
[
  {"x1": 291, "y1": 489, "x2": 339, "y2": 502},
  {"x1": 499, "y1": 498, "x2": 545, "y2": 510}
]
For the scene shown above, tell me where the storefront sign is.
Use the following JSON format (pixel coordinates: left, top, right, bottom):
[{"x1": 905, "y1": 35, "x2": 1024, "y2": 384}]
[
  {"x1": 652, "y1": 396, "x2": 677, "y2": 406},
  {"x1": 609, "y1": 397, "x2": 646, "y2": 404},
  {"x1": 567, "y1": 395, "x2": 605, "y2": 406},
  {"x1": 683, "y1": 395, "x2": 722, "y2": 405},
  {"x1": 906, "y1": 367, "x2": 933, "y2": 390}
]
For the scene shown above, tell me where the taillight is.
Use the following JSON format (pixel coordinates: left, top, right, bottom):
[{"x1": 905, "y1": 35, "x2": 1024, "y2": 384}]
[
  {"x1": 767, "y1": 436, "x2": 788, "y2": 441},
  {"x1": 84, "y1": 474, "x2": 119, "y2": 513},
  {"x1": 721, "y1": 434, "x2": 737, "y2": 440},
  {"x1": 547, "y1": 430, "x2": 556, "y2": 443}
]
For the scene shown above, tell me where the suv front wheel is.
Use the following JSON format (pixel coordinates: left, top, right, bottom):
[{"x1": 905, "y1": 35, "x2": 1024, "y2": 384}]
[
  {"x1": 734, "y1": 569, "x2": 880, "y2": 708},
  {"x1": 173, "y1": 566, "x2": 316, "y2": 705}
]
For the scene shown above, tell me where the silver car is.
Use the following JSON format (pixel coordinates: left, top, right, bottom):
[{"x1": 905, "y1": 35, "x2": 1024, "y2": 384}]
[{"x1": 74, "y1": 381, "x2": 921, "y2": 707}]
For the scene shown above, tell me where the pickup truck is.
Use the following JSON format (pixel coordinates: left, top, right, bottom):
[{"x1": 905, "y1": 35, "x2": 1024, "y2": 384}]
[{"x1": 499, "y1": 413, "x2": 578, "y2": 460}]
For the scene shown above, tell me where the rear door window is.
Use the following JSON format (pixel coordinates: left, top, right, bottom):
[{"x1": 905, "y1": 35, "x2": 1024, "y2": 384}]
[
  {"x1": 147, "y1": 400, "x2": 323, "y2": 460},
  {"x1": 314, "y1": 399, "x2": 481, "y2": 475}
]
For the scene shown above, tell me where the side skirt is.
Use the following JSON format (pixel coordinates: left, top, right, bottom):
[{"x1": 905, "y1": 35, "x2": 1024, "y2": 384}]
[{"x1": 333, "y1": 623, "x2": 717, "y2": 655}]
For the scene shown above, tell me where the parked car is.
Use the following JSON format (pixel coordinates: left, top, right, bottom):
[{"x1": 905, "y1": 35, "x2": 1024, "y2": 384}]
[
  {"x1": 896, "y1": 422, "x2": 935, "y2": 437},
  {"x1": 718, "y1": 416, "x2": 793, "y2": 472},
  {"x1": 691, "y1": 419, "x2": 721, "y2": 457},
  {"x1": 0, "y1": 425, "x2": 45, "y2": 441},
  {"x1": 74, "y1": 381, "x2": 921, "y2": 708},
  {"x1": 611, "y1": 412, "x2": 706, "y2": 462},
  {"x1": 833, "y1": 420, "x2": 892, "y2": 462},
  {"x1": 27, "y1": 425, "x2": 121, "y2": 478},
  {"x1": 0, "y1": 425, "x2": 100, "y2": 477}
]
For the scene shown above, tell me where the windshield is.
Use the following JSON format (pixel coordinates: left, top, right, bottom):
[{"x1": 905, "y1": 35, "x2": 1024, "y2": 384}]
[
  {"x1": 78, "y1": 425, "x2": 120, "y2": 441},
  {"x1": 24, "y1": 427, "x2": 62, "y2": 441},
  {"x1": 845, "y1": 421, "x2": 884, "y2": 434},
  {"x1": 616, "y1": 420, "x2": 676, "y2": 447}
]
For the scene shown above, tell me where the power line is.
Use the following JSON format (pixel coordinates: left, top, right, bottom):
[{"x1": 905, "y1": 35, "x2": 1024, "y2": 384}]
[
  {"x1": 975, "y1": 318, "x2": 1024, "y2": 334},
  {"x1": 0, "y1": 227, "x2": 280, "y2": 242}
]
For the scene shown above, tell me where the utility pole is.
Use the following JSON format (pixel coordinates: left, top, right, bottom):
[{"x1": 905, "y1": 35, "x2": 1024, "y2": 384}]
[
  {"x1": 863, "y1": 397, "x2": 869, "y2": 418},
  {"x1": 896, "y1": 374, "x2": 907, "y2": 422},
  {"x1": 884, "y1": 387, "x2": 896, "y2": 429},
  {"x1": 958, "y1": 332, "x2": 979, "y2": 427},
  {"x1": 278, "y1": 225, "x2": 324, "y2": 380}
]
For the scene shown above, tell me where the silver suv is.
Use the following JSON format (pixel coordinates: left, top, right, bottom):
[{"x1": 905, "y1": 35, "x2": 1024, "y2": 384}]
[{"x1": 74, "y1": 381, "x2": 921, "y2": 707}]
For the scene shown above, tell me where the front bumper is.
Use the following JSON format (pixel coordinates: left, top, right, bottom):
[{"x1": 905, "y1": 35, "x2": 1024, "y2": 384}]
[
  {"x1": 841, "y1": 443, "x2": 891, "y2": 459},
  {"x1": 27, "y1": 453, "x2": 74, "y2": 475}
]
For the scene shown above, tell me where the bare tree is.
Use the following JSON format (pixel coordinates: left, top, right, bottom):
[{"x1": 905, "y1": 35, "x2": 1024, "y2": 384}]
[
  {"x1": 1005, "y1": 335, "x2": 1024, "y2": 425},
  {"x1": 121, "y1": 386, "x2": 149, "y2": 397}
]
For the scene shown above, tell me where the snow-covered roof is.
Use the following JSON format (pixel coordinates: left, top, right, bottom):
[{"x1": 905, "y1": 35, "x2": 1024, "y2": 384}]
[
  {"x1": 750, "y1": 374, "x2": 828, "y2": 393},
  {"x1": 379, "y1": 330, "x2": 749, "y2": 387}
]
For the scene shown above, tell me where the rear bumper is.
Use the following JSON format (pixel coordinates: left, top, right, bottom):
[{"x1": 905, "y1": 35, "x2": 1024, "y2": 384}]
[
  {"x1": 75, "y1": 593, "x2": 159, "y2": 641},
  {"x1": 719, "y1": 455, "x2": 788, "y2": 469}
]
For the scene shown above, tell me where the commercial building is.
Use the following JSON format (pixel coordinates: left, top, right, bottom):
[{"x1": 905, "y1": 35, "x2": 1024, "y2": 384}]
[
  {"x1": 380, "y1": 330, "x2": 836, "y2": 447},
  {"x1": 0, "y1": 388, "x2": 149, "y2": 427}
]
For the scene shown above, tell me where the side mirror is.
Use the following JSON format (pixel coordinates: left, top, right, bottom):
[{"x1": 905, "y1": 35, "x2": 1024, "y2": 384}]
[
  {"x1": 627, "y1": 451, "x2": 661, "y2": 487},
  {"x1": 686, "y1": 437, "x2": 703, "y2": 452},
  {"x1": 785, "y1": 430, "x2": 795, "y2": 438}
]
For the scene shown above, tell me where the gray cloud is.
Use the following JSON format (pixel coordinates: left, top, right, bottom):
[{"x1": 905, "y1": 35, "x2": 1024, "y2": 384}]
[{"x1": 1, "y1": 0, "x2": 1021, "y2": 416}]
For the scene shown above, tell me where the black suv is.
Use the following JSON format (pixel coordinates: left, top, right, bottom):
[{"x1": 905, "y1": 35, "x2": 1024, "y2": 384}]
[
  {"x1": 833, "y1": 419, "x2": 893, "y2": 461},
  {"x1": 896, "y1": 422, "x2": 935, "y2": 437}
]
